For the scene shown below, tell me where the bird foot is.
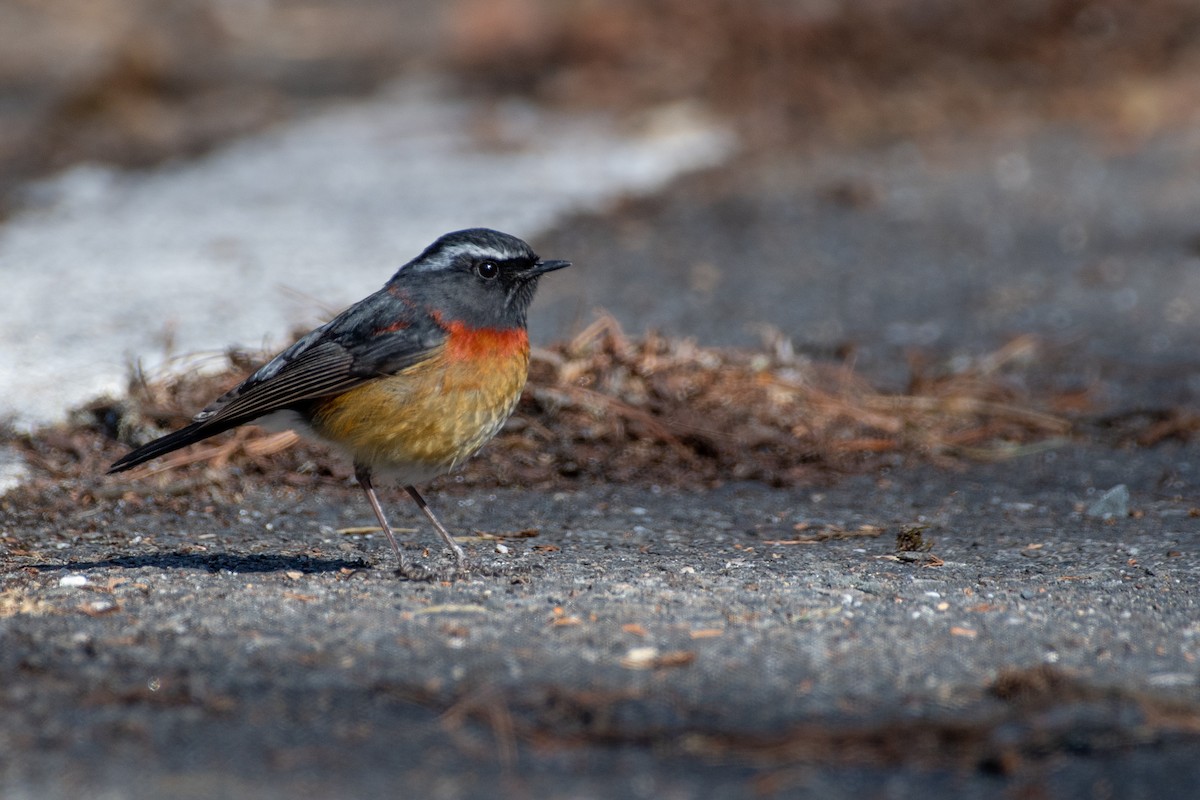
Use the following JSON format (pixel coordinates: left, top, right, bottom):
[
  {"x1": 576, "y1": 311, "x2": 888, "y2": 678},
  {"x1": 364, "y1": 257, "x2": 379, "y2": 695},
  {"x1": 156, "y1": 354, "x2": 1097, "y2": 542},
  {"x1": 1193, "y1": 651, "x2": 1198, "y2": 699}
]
[
  {"x1": 392, "y1": 559, "x2": 446, "y2": 581},
  {"x1": 390, "y1": 555, "x2": 527, "y2": 581}
]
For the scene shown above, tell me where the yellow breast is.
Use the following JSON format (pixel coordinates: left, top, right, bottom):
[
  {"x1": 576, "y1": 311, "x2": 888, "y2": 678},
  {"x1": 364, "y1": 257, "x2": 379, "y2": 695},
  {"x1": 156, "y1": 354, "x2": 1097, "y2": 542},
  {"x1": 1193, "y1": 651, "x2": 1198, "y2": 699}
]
[{"x1": 308, "y1": 341, "x2": 530, "y2": 478}]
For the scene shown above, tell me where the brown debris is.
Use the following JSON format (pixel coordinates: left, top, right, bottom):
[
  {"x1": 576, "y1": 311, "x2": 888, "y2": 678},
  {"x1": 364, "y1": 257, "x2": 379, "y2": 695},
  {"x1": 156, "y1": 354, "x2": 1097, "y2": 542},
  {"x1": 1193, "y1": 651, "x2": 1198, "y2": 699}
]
[
  {"x1": 474, "y1": 314, "x2": 1071, "y2": 488},
  {"x1": 7, "y1": 314, "x2": 1087, "y2": 498},
  {"x1": 895, "y1": 525, "x2": 934, "y2": 553}
]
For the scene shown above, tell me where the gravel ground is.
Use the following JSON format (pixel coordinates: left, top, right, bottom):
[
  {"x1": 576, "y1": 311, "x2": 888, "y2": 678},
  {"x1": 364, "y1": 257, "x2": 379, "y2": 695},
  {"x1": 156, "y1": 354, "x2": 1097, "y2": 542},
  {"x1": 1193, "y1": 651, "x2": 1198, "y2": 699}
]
[{"x1": 2, "y1": 439, "x2": 1198, "y2": 798}]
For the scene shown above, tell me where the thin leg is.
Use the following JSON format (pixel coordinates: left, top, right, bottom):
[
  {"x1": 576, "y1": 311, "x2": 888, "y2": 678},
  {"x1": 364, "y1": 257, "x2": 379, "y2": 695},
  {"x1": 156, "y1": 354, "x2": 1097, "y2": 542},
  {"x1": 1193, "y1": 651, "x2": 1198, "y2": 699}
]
[
  {"x1": 405, "y1": 485, "x2": 467, "y2": 565},
  {"x1": 355, "y1": 465, "x2": 429, "y2": 578}
]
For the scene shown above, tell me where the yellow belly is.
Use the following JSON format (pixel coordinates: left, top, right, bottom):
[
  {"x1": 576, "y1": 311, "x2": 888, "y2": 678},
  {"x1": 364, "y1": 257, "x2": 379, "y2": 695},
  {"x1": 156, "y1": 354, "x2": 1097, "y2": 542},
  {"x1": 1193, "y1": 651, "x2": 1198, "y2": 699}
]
[{"x1": 309, "y1": 347, "x2": 529, "y2": 478}]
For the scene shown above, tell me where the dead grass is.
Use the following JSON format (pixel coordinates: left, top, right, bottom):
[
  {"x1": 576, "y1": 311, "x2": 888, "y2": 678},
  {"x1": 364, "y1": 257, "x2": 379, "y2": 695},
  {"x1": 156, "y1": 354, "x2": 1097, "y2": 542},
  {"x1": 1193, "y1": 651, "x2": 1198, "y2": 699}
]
[
  {"x1": 17, "y1": 313, "x2": 1079, "y2": 499},
  {"x1": 483, "y1": 314, "x2": 1070, "y2": 487}
]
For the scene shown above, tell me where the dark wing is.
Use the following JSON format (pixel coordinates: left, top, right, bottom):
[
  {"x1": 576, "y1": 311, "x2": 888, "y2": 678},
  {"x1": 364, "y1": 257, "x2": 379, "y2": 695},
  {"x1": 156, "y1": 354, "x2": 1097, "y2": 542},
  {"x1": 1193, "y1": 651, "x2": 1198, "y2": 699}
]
[{"x1": 108, "y1": 288, "x2": 446, "y2": 473}]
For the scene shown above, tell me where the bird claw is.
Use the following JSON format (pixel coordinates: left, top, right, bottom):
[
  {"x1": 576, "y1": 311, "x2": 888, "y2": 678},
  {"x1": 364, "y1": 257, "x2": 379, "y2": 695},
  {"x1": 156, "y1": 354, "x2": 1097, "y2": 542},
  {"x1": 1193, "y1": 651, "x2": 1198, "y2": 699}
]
[
  {"x1": 391, "y1": 558, "x2": 446, "y2": 581},
  {"x1": 389, "y1": 554, "x2": 524, "y2": 581}
]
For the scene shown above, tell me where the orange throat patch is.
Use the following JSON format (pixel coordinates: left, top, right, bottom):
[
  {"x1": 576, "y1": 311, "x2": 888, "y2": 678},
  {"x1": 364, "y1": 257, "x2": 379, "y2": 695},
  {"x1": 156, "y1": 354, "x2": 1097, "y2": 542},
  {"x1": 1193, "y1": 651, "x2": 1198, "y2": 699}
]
[{"x1": 444, "y1": 322, "x2": 529, "y2": 363}]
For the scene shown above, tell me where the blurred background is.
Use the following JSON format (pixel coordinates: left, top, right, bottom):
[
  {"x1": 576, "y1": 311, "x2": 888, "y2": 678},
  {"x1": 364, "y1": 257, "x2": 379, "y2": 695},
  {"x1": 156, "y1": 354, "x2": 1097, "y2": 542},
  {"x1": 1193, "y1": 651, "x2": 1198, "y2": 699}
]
[
  {"x1": 4, "y1": 6, "x2": 1200, "y2": 795},
  {"x1": 4, "y1": 0, "x2": 1200, "y2": 194},
  {"x1": 3, "y1": 0, "x2": 1200, "y2": 420}
]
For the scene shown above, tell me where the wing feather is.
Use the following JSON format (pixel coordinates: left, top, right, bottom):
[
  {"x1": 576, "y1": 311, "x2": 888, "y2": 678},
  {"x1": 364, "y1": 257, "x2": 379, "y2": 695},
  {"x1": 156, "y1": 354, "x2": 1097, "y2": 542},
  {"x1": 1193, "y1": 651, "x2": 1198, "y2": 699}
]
[{"x1": 108, "y1": 288, "x2": 447, "y2": 472}]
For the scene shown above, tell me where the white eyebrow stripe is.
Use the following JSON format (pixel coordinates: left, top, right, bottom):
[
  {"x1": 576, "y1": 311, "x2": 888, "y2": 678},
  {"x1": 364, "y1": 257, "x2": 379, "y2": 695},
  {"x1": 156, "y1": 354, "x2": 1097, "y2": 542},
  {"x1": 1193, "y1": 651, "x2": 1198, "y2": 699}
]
[{"x1": 443, "y1": 243, "x2": 522, "y2": 261}]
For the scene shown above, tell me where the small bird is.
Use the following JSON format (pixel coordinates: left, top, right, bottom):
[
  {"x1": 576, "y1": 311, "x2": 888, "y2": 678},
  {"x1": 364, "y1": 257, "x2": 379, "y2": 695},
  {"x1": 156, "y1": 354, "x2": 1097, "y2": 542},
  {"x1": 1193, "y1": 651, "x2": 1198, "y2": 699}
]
[{"x1": 108, "y1": 228, "x2": 570, "y2": 578}]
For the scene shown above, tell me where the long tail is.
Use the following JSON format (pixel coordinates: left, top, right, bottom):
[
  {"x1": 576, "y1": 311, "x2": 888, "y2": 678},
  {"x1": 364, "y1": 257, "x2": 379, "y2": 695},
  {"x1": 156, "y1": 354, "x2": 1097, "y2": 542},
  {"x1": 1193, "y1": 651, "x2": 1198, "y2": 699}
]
[{"x1": 107, "y1": 420, "x2": 238, "y2": 474}]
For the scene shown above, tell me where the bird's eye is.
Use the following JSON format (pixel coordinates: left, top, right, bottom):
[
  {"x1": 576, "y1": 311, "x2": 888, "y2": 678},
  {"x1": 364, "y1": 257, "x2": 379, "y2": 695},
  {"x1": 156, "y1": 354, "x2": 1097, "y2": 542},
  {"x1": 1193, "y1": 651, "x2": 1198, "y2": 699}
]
[{"x1": 475, "y1": 260, "x2": 500, "y2": 280}]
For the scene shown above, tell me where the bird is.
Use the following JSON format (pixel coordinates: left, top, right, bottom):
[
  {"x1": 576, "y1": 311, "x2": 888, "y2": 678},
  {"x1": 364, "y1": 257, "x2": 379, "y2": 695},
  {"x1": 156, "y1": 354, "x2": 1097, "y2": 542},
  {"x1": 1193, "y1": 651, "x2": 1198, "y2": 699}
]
[{"x1": 108, "y1": 228, "x2": 570, "y2": 579}]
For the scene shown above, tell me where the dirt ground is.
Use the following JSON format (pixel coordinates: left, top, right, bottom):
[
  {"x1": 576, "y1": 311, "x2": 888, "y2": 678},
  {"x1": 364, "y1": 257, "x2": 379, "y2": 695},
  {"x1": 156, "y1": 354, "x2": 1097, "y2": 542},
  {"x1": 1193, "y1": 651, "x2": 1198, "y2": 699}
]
[{"x1": 3, "y1": 1, "x2": 1200, "y2": 798}]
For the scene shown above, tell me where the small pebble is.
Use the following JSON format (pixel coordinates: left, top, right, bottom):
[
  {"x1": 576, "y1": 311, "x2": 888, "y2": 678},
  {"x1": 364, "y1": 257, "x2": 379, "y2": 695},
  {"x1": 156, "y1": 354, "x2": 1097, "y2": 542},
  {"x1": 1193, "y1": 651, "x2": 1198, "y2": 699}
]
[
  {"x1": 620, "y1": 646, "x2": 660, "y2": 669},
  {"x1": 1086, "y1": 484, "x2": 1130, "y2": 520},
  {"x1": 58, "y1": 574, "x2": 88, "y2": 588}
]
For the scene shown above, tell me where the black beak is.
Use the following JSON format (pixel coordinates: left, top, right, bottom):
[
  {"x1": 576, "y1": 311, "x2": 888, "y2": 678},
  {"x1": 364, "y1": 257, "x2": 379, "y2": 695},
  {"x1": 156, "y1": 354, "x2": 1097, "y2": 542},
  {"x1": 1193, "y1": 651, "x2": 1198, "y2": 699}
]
[{"x1": 529, "y1": 259, "x2": 571, "y2": 276}]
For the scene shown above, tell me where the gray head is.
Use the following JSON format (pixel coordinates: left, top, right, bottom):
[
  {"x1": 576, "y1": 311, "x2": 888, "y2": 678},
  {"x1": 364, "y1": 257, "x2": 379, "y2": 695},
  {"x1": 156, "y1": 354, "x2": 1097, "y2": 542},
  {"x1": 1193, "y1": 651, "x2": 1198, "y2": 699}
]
[{"x1": 389, "y1": 228, "x2": 570, "y2": 329}]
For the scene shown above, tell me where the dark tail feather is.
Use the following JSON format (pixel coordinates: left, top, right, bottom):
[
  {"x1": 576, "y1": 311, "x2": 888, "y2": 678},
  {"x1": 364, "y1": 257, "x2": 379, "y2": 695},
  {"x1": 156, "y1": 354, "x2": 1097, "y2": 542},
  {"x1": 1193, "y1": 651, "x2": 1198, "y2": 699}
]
[{"x1": 107, "y1": 420, "x2": 235, "y2": 474}]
